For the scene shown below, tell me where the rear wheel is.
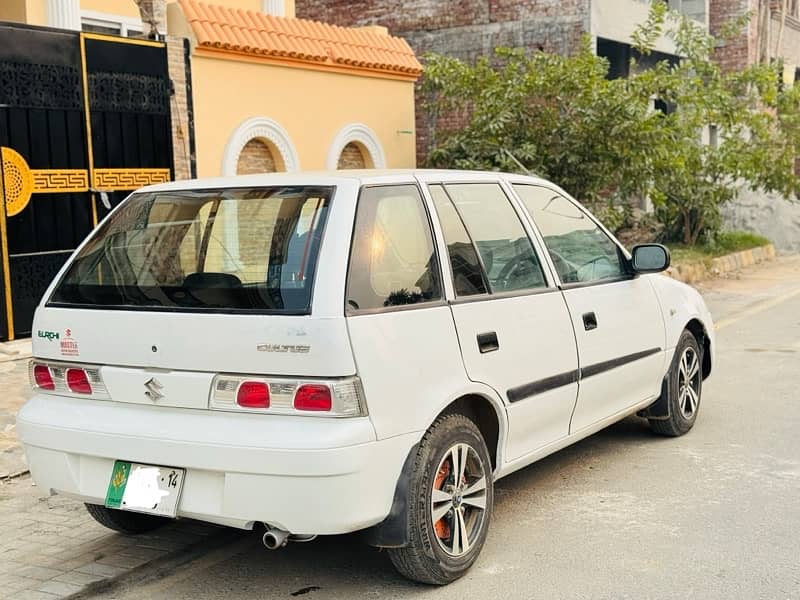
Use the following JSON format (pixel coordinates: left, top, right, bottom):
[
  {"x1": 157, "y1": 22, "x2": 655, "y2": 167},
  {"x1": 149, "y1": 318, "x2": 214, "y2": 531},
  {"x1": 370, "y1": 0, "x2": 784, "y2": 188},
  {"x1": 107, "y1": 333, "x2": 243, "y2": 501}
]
[
  {"x1": 85, "y1": 503, "x2": 170, "y2": 534},
  {"x1": 649, "y1": 329, "x2": 703, "y2": 437},
  {"x1": 388, "y1": 414, "x2": 493, "y2": 585}
]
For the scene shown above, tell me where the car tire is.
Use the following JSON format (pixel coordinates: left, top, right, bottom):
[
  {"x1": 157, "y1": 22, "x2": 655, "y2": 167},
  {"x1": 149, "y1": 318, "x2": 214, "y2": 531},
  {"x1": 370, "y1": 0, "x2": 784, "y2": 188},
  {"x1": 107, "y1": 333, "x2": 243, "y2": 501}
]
[
  {"x1": 649, "y1": 329, "x2": 703, "y2": 437},
  {"x1": 388, "y1": 413, "x2": 494, "y2": 585},
  {"x1": 84, "y1": 503, "x2": 170, "y2": 534}
]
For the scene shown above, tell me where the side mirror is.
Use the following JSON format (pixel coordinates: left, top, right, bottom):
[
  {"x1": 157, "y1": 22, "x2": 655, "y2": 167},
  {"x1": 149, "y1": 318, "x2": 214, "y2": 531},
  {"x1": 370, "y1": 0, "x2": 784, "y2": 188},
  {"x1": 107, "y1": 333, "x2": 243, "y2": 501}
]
[{"x1": 631, "y1": 244, "x2": 670, "y2": 274}]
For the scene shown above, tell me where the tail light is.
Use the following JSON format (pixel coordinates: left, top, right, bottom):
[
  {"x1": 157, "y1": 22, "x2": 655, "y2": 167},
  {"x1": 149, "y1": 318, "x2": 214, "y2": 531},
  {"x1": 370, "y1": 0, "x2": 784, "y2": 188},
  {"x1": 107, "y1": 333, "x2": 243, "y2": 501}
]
[
  {"x1": 237, "y1": 381, "x2": 270, "y2": 408},
  {"x1": 294, "y1": 384, "x2": 332, "y2": 412},
  {"x1": 66, "y1": 368, "x2": 92, "y2": 394},
  {"x1": 33, "y1": 364, "x2": 55, "y2": 390},
  {"x1": 29, "y1": 360, "x2": 108, "y2": 399},
  {"x1": 211, "y1": 375, "x2": 366, "y2": 417}
]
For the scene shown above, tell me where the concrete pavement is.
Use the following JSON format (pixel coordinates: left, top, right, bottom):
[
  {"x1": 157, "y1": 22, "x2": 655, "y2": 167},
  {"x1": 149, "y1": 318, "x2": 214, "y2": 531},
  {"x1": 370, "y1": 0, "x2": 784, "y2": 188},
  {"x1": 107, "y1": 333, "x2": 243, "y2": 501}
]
[
  {"x1": 0, "y1": 353, "x2": 31, "y2": 478},
  {"x1": 1, "y1": 256, "x2": 799, "y2": 599}
]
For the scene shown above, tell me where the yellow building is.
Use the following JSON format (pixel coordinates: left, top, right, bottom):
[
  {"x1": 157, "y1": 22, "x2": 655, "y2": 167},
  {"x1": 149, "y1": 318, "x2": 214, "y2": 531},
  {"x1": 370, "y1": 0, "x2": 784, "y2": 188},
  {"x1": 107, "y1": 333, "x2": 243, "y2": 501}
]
[
  {"x1": 169, "y1": 0, "x2": 421, "y2": 176},
  {"x1": 0, "y1": 0, "x2": 422, "y2": 176}
]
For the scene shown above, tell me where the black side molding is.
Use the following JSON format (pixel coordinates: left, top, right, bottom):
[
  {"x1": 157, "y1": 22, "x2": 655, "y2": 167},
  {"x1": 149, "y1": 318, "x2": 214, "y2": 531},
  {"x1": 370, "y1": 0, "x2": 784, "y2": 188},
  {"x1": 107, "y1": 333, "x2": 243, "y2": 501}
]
[
  {"x1": 506, "y1": 348, "x2": 662, "y2": 404},
  {"x1": 580, "y1": 348, "x2": 662, "y2": 379},
  {"x1": 361, "y1": 443, "x2": 419, "y2": 548},
  {"x1": 507, "y1": 370, "x2": 579, "y2": 403}
]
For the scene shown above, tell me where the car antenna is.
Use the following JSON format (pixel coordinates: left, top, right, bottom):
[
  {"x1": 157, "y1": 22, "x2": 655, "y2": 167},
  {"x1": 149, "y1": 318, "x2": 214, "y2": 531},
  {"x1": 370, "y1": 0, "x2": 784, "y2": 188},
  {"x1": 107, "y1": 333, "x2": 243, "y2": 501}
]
[{"x1": 502, "y1": 149, "x2": 539, "y2": 177}]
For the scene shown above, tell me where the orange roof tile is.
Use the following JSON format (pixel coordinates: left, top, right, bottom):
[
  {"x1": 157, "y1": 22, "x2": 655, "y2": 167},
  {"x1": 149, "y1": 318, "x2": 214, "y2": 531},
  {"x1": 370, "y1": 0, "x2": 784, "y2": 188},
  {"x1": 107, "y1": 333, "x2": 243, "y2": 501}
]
[{"x1": 178, "y1": 0, "x2": 422, "y2": 79}]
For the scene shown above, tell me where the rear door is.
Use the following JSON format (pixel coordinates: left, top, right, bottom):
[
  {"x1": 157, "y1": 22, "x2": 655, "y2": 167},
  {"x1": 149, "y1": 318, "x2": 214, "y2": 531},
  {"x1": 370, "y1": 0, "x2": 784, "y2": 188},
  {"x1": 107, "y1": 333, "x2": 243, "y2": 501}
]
[
  {"x1": 512, "y1": 184, "x2": 666, "y2": 433},
  {"x1": 426, "y1": 180, "x2": 579, "y2": 461},
  {"x1": 343, "y1": 183, "x2": 466, "y2": 440}
]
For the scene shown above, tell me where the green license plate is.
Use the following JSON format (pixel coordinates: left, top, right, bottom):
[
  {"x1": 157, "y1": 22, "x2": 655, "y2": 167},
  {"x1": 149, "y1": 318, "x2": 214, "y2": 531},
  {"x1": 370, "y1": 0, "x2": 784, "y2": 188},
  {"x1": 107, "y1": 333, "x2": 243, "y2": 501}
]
[{"x1": 105, "y1": 460, "x2": 184, "y2": 518}]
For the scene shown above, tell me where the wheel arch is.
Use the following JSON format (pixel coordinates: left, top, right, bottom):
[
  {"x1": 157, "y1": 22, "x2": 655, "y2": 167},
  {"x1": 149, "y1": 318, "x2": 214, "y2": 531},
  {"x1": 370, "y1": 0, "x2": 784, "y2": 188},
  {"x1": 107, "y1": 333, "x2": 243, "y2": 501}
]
[
  {"x1": 685, "y1": 318, "x2": 712, "y2": 379},
  {"x1": 437, "y1": 393, "x2": 503, "y2": 470},
  {"x1": 362, "y1": 390, "x2": 506, "y2": 548}
]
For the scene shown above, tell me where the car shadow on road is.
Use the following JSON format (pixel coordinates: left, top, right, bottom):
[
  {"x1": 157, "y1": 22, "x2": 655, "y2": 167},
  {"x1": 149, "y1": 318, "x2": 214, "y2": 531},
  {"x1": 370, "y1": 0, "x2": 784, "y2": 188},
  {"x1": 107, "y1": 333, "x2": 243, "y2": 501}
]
[{"x1": 139, "y1": 416, "x2": 661, "y2": 596}]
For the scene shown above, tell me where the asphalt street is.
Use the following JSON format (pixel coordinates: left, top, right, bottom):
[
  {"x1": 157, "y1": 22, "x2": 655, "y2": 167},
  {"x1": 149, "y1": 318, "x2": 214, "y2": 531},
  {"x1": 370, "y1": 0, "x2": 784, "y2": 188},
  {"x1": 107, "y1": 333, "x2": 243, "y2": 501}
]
[{"x1": 71, "y1": 259, "x2": 800, "y2": 599}]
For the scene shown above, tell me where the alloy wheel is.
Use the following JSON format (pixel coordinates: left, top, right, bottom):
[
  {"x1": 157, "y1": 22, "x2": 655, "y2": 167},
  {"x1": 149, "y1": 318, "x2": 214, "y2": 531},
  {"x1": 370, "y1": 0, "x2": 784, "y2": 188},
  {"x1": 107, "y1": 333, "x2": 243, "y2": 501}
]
[
  {"x1": 678, "y1": 346, "x2": 701, "y2": 419},
  {"x1": 430, "y1": 443, "x2": 488, "y2": 557}
]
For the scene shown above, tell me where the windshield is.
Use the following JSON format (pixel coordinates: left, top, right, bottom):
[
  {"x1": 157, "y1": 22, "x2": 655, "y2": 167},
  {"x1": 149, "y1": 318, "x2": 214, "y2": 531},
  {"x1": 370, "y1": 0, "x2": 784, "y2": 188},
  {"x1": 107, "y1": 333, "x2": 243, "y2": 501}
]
[{"x1": 49, "y1": 186, "x2": 333, "y2": 313}]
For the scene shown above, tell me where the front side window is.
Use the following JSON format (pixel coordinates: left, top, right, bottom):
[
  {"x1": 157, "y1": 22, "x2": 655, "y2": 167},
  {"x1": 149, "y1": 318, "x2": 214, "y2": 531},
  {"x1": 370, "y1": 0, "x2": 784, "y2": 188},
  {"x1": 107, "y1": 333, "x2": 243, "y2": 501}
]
[
  {"x1": 513, "y1": 185, "x2": 627, "y2": 284},
  {"x1": 347, "y1": 185, "x2": 442, "y2": 312},
  {"x1": 50, "y1": 186, "x2": 333, "y2": 312},
  {"x1": 443, "y1": 183, "x2": 546, "y2": 293}
]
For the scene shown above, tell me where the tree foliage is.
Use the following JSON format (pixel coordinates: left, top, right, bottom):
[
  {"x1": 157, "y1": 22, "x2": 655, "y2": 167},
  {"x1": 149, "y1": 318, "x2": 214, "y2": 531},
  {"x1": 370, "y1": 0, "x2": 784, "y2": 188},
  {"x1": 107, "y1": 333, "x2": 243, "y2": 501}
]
[{"x1": 421, "y1": 3, "x2": 800, "y2": 245}]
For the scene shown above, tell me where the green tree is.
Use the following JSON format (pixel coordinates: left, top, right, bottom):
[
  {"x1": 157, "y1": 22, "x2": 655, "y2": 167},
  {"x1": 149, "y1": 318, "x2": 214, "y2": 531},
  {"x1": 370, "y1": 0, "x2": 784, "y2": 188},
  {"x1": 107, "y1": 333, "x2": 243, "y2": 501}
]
[{"x1": 421, "y1": 3, "x2": 799, "y2": 245}]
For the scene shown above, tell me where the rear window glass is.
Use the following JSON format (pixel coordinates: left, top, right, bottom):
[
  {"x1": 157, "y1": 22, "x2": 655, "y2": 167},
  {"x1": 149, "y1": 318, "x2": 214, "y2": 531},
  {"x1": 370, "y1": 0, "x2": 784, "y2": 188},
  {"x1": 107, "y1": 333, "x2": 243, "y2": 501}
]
[{"x1": 49, "y1": 186, "x2": 333, "y2": 313}]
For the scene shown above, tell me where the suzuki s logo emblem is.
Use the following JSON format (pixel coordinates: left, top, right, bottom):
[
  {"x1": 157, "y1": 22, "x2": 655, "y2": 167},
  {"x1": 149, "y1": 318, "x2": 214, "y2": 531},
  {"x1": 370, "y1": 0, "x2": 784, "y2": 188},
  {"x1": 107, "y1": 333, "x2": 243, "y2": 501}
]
[{"x1": 144, "y1": 377, "x2": 164, "y2": 402}]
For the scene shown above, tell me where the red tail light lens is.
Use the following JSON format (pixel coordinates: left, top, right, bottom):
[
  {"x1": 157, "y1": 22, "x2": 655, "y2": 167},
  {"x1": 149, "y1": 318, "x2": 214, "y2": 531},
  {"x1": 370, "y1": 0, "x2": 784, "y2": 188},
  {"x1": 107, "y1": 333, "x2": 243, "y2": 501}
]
[
  {"x1": 33, "y1": 365, "x2": 55, "y2": 390},
  {"x1": 294, "y1": 384, "x2": 332, "y2": 412},
  {"x1": 237, "y1": 381, "x2": 270, "y2": 408},
  {"x1": 66, "y1": 368, "x2": 92, "y2": 394}
]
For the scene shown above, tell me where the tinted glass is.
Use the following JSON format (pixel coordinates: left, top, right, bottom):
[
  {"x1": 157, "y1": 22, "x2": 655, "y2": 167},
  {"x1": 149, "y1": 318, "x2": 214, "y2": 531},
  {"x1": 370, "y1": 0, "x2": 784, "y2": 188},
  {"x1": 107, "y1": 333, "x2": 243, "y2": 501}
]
[
  {"x1": 444, "y1": 183, "x2": 546, "y2": 293},
  {"x1": 347, "y1": 185, "x2": 441, "y2": 312},
  {"x1": 514, "y1": 185, "x2": 626, "y2": 284},
  {"x1": 50, "y1": 187, "x2": 332, "y2": 312},
  {"x1": 429, "y1": 185, "x2": 488, "y2": 296}
]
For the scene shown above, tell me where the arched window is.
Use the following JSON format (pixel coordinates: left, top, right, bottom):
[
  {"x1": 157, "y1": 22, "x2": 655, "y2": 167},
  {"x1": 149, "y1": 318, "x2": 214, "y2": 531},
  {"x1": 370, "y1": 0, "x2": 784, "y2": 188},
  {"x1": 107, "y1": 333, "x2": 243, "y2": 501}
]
[
  {"x1": 327, "y1": 123, "x2": 386, "y2": 170},
  {"x1": 337, "y1": 142, "x2": 368, "y2": 169},
  {"x1": 222, "y1": 117, "x2": 299, "y2": 176}
]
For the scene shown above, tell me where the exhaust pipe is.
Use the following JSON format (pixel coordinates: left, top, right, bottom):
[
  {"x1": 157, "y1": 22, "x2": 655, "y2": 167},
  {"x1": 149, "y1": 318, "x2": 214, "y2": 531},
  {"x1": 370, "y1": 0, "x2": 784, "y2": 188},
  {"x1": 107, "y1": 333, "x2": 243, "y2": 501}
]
[{"x1": 262, "y1": 526, "x2": 290, "y2": 550}]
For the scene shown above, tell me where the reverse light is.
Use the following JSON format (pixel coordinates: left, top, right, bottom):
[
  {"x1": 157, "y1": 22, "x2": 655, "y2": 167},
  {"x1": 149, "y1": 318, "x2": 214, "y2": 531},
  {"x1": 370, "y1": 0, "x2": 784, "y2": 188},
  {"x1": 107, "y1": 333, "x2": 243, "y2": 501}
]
[
  {"x1": 66, "y1": 368, "x2": 92, "y2": 394},
  {"x1": 33, "y1": 364, "x2": 55, "y2": 390},
  {"x1": 236, "y1": 381, "x2": 270, "y2": 408},
  {"x1": 210, "y1": 375, "x2": 366, "y2": 417},
  {"x1": 294, "y1": 384, "x2": 332, "y2": 412}
]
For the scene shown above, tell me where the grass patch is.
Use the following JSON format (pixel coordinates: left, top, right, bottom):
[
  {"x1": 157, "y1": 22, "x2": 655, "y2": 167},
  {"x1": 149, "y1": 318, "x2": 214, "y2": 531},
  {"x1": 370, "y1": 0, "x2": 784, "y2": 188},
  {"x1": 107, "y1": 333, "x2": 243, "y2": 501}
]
[{"x1": 667, "y1": 231, "x2": 771, "y2": 265}]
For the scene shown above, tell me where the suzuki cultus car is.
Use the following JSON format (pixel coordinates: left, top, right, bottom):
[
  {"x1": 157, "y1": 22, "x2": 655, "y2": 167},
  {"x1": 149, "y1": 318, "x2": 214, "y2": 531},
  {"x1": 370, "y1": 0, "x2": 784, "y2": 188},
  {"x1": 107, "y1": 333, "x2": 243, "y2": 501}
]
[{"x1": 18, "y1": 170, "x2": 714, "y2": 584}]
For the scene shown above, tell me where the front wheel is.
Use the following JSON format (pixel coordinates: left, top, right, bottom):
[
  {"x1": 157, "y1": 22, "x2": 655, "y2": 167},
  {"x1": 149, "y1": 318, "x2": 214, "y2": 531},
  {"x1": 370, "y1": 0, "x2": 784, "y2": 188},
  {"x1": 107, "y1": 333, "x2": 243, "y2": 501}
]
[
  {"x1": 388, "y1": 414, "x2": 494, "y2": 585},
  {"x1": 649, "y1": 329, "x2": 703, "y2": 437}
]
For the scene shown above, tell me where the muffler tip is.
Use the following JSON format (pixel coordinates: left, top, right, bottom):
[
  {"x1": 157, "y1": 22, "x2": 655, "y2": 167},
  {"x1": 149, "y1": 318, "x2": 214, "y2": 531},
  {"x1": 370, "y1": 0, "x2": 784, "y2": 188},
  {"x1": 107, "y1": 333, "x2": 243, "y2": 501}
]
[{"x1": 262, "y1": 527, "x2": 290, "y2": 550}]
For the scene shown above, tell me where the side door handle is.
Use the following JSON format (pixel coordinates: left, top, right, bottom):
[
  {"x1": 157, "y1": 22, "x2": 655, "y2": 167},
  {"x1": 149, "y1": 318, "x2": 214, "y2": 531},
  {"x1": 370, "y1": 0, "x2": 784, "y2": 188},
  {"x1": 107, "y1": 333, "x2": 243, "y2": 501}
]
[
  {"x1": 477, "y1": 331, "x2": 499, "y2": 354},
  {"x1": 582, "y1": 312, "x2": 598, "y2": 331}
]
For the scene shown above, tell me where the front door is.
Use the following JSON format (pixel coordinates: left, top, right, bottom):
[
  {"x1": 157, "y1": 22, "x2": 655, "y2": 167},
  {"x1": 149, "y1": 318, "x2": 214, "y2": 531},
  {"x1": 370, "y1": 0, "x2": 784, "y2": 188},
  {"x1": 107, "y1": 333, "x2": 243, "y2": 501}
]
[
  {"x1": 512, "y1": 184, "x2": 666, "y2": 434},
  {"x1": 426, "y1": 181, "x2": 579, "y2": 461}
]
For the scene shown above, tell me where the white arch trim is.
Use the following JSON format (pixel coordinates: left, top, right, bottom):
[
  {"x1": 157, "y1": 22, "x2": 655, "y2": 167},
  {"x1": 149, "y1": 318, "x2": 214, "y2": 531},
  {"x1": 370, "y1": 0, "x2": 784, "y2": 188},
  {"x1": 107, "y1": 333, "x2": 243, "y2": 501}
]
[
  {"x1": 221, "y1": 116, "x2": 300, "y2": 176},
  {"x1": 326, "y1": 123, "x2": 387, "y2": 170}
]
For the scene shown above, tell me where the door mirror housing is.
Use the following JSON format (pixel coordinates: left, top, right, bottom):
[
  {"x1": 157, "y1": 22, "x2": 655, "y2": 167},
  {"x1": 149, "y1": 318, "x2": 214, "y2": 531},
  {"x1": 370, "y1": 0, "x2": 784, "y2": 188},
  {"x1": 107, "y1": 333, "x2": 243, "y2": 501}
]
[{"x1": 631, "y1": 244, "x2": 670, "y2": 274}]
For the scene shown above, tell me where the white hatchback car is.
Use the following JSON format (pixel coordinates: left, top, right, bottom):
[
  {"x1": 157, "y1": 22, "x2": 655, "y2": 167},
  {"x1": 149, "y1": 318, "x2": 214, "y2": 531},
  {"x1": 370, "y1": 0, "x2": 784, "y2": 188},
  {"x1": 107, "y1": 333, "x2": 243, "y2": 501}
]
[{"x1": 18, "y1": 170, "x2": 714, "y2": 584}]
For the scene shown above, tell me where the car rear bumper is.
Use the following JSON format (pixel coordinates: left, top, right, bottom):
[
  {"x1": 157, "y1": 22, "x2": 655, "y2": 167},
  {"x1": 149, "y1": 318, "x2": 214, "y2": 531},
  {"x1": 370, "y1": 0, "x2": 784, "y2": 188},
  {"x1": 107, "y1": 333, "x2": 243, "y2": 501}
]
[{"x1": 17, "y1": 395, "x2": 417, "y2": 534}]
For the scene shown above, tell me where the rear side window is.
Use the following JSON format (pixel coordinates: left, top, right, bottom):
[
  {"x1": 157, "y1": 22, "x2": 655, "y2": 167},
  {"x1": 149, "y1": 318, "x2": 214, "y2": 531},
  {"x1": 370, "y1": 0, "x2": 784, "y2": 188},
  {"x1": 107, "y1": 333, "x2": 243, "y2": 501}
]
[
  {"x1": 429, "y1": 185, "x2": 488, "y2": 296},
  {"x1": 443, "y1": 183, "x2": 546, "y2": 293},
  {"x1": 513, "y1": 185, "x2": 627, "y2": 284},
  {"x1": 347, "y1": 185, "x2": 442, "y2": 312},
  {"x1": 49, "y1": 187, "x2": 333, "y2": 312}
]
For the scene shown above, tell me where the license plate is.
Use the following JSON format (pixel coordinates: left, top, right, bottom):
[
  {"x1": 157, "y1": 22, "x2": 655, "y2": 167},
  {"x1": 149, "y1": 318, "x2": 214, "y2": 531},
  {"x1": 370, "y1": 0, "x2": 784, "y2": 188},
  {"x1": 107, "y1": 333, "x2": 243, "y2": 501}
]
[{"x1": 105, "y1": 460, "x2": 184, "y2": 518}]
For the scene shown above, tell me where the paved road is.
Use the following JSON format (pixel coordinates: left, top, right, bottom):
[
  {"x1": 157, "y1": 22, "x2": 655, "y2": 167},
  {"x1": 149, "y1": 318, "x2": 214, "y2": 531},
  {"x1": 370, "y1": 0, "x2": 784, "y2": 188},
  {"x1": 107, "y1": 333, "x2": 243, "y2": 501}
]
[{"x1": 100, "y1": 258, "x2": 800, "y2": 600}]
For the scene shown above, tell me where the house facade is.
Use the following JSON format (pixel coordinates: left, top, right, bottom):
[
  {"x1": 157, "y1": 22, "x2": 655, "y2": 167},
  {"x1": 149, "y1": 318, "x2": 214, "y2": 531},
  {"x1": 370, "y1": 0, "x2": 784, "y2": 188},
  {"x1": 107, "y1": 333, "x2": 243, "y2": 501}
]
[
  {"x1": 167, "y1": 0, "x2": 421, "y2": 177},
  {"x1": 710, "y1": 0, "x2": 800, "y2": 82}
]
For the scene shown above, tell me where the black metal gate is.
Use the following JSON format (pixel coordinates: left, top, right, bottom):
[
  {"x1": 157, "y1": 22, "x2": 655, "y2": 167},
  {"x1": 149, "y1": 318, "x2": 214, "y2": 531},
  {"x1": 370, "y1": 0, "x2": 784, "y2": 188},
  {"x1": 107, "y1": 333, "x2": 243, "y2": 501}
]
[{"x1": 0, "y1": 24, "x2": 173, "y2": 340}]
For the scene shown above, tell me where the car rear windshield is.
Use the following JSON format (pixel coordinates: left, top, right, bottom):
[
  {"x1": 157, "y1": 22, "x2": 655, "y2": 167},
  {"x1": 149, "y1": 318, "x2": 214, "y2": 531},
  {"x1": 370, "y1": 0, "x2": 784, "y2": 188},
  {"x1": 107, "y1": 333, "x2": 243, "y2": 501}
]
[{"x1": 49, "y1": 186, "x2": 333, "y2": 313}]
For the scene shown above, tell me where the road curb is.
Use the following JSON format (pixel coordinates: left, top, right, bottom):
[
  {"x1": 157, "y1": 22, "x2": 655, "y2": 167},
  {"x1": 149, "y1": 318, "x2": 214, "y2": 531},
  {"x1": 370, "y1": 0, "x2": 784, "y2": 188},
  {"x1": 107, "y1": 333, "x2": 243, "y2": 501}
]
[{"x1": 665, "y1": 243, "x2": 776, "y2": 284}]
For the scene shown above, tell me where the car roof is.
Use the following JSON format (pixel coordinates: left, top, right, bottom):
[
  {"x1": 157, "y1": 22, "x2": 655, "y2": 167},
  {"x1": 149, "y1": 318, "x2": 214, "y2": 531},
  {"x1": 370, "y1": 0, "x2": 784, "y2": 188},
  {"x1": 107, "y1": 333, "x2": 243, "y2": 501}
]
[{"x1": 137, "y1": 169, "x2": 553, "y2": 193}]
